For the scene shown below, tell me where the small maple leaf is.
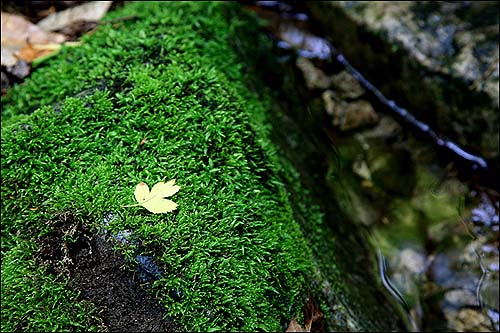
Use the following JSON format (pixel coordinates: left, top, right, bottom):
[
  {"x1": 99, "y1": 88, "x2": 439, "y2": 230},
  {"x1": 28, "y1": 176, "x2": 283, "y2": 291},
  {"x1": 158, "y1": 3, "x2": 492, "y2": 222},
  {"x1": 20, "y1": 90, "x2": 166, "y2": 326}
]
[{"x1": 124, "y1": 179, "x2": 180, "y2": 214}]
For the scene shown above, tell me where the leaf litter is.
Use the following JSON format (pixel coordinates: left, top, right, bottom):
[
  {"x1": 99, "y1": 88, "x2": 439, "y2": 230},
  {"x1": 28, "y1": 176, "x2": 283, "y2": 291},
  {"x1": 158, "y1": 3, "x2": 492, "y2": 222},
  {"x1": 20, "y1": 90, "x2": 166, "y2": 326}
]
[
  {"x1": 1, "y1": 1, "x2": 113, "y2": 91},
  {"x1": 36, "y1": 1, "x2": 113, "y2": 32},
  {"x1": 1, "y1": 12, "x2": 67, "y2": 67}
]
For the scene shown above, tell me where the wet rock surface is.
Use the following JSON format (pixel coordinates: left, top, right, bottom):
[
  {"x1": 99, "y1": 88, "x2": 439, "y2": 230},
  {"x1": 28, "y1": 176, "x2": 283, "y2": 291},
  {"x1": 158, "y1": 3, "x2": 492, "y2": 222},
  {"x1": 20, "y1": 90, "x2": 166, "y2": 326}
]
[
  {"x1": 305, "y1": 1, "x2": 499, "y2": 160},
  {"x1": 37, "y1": 211, "x2": 182, "y2": 332}
]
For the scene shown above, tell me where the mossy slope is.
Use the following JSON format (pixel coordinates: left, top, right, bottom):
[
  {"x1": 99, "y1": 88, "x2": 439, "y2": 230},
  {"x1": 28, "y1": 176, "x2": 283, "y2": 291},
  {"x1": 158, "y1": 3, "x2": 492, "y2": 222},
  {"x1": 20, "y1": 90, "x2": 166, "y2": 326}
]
[{"x1": 1, "y1": 2, "x2": 316, "y2": 331}]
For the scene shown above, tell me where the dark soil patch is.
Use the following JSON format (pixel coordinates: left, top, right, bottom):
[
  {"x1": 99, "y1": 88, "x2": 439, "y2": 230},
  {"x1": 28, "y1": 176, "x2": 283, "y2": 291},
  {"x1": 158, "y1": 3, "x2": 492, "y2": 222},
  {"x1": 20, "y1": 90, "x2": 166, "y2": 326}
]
[{"x1": 37, "y1": 211, "x2": 183, "y2": 332}]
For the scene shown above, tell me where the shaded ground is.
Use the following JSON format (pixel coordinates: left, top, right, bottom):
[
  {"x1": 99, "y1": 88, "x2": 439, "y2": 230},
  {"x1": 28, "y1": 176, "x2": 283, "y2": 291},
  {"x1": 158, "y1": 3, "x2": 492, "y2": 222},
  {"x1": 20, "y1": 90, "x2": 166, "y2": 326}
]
[{"x1": 37, "y1": 212, "x2": 183, "y2": 332}]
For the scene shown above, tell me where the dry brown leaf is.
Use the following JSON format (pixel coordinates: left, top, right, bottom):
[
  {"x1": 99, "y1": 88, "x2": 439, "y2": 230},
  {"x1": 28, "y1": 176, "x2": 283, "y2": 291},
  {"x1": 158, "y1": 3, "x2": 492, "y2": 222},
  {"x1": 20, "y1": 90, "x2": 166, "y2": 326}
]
[
  {"x1": 286, "y1": 297, "x2": 325, "y2": 332},
  {"x1": 286, "y1": 317, "x2": 307, "y2": 332},
  {"x1": 36, "y1": 1, "x2": 112, "y2": 32},
  {"x1": 303, "y1": 297, "x2": 325, "y2": 332},
  {"x1": 17, "y1": 43, "x2": 57, "y2": 63},
  {"x1": 17, "y1": 41, "x2": 81, "y2": 64},
  {"x1": 1, "y1": 12, "x2": 66, "y2": 66}
]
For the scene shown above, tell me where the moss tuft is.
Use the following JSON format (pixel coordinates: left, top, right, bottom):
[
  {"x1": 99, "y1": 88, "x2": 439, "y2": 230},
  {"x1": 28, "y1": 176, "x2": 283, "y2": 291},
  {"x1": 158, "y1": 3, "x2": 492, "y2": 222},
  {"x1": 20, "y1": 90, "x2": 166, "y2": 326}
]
[{"x1": 1, "y1": 2, "x2": 320, "y2": 331}]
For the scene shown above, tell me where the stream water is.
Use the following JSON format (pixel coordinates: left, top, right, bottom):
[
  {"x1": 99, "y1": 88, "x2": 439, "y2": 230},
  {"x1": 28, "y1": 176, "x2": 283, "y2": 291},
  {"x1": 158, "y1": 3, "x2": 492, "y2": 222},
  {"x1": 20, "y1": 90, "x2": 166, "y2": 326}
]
[{"x1": 245, "y1": 2, "x2": 499, "y2": 331}]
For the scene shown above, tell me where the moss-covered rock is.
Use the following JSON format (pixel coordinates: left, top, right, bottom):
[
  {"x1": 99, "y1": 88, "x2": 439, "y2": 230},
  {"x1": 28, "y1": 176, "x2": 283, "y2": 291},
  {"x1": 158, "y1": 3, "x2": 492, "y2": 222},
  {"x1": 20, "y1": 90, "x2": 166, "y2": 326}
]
[{"x1": 1, "y1": 2, "x2": 405, "y2": 331}]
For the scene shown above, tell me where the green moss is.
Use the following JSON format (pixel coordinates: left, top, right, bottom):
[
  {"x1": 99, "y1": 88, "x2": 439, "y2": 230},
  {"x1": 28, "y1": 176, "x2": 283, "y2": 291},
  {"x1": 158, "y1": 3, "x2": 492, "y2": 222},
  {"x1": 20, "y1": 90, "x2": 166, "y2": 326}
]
[{"x1": 1, "y1": 2, "x2": 318, "y2": 331}]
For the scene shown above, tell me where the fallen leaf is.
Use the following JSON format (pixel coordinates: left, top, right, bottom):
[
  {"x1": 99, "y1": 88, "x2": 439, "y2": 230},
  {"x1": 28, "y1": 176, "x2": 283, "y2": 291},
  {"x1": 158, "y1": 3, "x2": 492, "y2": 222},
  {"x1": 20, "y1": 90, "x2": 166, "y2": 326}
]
[
  {"x1": 1, "y1": 12, "x2": 66, "y2": 67},
  {"x1": 17, "y1": 42, "x2": 59, "y2": 63},
  {"x1": 286, "y1": 317, "x2": 307, "y2": 332},
  {"x1": 286, "y1": 297, "x2": 325, "y2": 333},
  {"x1": 36, "y1": 1, "x2": 112, "y2": 32},
  {"x1": 57, "y1": 20, "x2": 99, "y2": 40},
  {"x1": 125, "y1": 180, "x2": 181, "y2": 214},
  {"x1": 19, "y1": 41, "x2": 82, "y2": 65},
  {"x1": 302, "y1": 297, "x2": 325, "y2": 332}
]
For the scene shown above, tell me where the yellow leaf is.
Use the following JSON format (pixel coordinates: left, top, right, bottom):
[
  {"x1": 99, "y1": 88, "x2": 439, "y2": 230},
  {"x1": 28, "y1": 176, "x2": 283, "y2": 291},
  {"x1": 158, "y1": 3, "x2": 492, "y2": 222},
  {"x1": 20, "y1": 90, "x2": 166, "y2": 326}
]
[{"x1": 130, "y1": 180, "x2": 180, "y2": 214}]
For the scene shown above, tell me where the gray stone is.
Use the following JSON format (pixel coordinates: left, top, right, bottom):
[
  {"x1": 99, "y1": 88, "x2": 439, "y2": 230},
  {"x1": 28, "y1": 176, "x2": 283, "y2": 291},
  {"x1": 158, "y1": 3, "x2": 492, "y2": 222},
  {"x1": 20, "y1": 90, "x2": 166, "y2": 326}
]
[
  {"x1": 296, "y1": 57, "x2": 332, "y2": 89},
  {"x1": 444, "y1": 308, "x2": 494, "y2": 332},
  {"x1": 306, "y1": 1, "x2": 499, "y2": 159},
  {"x1": 322, "y1": 90, "x2": 378, "y2": 131}
]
